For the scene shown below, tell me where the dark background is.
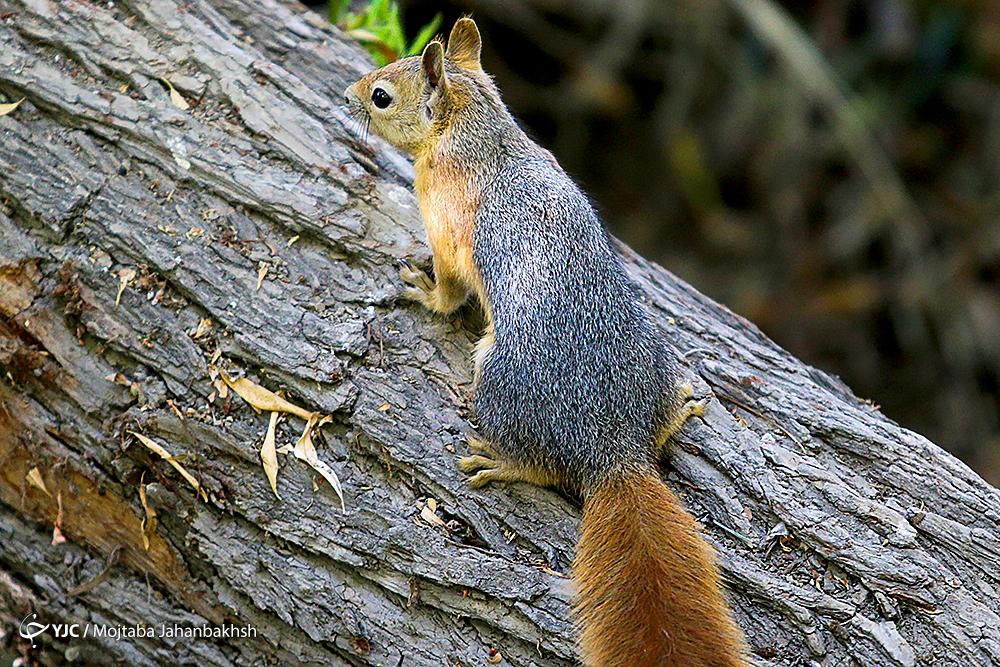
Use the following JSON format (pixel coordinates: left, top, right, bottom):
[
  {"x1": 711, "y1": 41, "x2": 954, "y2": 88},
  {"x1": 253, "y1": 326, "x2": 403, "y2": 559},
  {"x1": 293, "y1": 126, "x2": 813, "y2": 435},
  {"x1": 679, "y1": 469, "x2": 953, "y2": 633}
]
[{"x1": 329, "y1": 0, "x2": 1000, "y2": 484}]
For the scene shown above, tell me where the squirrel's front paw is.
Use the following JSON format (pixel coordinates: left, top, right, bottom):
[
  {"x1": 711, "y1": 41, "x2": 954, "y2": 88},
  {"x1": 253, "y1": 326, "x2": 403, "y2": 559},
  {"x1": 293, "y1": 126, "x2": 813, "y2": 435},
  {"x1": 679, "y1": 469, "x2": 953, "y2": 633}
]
[
  {"x1": 398, "y1": 259, "x2": 435, "y2": 291},
  {"x1": 398, "y1": 258, "x2": 436, "y2": 305}
]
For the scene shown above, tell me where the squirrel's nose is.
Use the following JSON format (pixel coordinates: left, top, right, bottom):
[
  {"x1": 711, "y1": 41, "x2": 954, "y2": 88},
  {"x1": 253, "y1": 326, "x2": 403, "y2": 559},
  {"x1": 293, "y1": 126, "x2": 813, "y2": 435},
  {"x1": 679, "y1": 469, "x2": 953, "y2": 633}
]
[{"x1": 343, "y1": 84, "x2": 358, "y2": 106}]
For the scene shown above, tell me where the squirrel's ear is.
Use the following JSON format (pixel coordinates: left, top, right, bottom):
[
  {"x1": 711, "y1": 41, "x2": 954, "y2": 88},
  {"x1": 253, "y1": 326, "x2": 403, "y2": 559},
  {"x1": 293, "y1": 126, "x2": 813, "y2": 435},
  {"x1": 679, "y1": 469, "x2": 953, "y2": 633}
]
[
  {"x1": 447, "y1": 17, "x2": 482, "y2": 70},
  {"x1": 421, "y1": 41, "x2": 447, "y2": 90}
]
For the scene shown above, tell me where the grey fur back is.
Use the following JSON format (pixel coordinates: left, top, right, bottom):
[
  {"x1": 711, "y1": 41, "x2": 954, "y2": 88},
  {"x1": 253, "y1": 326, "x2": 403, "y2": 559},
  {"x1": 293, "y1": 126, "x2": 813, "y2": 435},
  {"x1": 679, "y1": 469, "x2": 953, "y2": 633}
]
[{"x1": 470, "y1": 139, "x2": 684, "y2": 494}]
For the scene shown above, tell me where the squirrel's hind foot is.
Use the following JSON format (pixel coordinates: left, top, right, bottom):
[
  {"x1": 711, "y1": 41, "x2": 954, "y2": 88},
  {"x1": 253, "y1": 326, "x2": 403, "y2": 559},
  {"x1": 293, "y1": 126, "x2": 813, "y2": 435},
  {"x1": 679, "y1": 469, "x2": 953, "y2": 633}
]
[
  {"x1": 654, "y1": 384, "x2": 708, "y2": 451},
  {"x1": 458, "y1": 438, "x2": 558, "y2": 489}
]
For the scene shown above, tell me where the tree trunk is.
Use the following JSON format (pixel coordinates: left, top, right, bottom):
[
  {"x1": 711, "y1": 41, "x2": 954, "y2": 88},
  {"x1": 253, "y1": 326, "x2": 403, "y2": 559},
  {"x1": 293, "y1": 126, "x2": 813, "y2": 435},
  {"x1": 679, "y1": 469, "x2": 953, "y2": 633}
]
[{"x1": 0, "y1": 1, "x2": 997, "y2": 665}]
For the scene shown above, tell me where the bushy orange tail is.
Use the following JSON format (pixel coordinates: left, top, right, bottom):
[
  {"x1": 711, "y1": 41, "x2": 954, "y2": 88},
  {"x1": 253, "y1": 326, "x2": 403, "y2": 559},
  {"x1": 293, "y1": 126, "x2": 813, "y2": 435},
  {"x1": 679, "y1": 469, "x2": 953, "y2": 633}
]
[{"x1": 573, "y1": 472, "x2": 748, "y2": 667}]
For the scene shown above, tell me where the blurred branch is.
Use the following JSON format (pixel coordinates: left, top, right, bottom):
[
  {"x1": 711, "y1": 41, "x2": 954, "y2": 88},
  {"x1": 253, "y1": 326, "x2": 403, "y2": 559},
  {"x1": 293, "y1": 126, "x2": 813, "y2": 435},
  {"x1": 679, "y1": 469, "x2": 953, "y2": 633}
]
[{"x1": 724, "y1": 0, "x2": 927, "y2": 252}]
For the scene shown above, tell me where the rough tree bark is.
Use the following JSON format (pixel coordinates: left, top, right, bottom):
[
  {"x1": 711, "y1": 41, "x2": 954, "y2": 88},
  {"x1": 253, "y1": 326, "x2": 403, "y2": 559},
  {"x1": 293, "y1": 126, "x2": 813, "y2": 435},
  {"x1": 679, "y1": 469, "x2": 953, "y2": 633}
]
[{"x1": 0, "y1": 1, "x2": 997, "y2": 666}]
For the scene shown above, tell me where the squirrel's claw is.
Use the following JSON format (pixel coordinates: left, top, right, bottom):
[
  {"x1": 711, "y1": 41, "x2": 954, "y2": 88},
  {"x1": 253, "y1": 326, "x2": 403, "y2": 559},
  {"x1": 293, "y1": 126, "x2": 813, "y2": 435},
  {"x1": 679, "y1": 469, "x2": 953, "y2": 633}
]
[
  {"x1": 458, "y1": 454, "x2": 503, "y2": 488},
  {"x1": 678, "y1": 382, "x2": 696, "y2": 401},
  {"x1": 468, "y1": 469, "x2": 502, "y2": 489},
  {"x1": 398, "y1": 260, "x2": 436, "y2": 293},
  {"x1": 459, "y1": 437, "x2": 505, "y2": 487},
  {"x1": 654, "y1": 391, "x2": 709, "y2": 452},
  {"x1": 397, "y1": 258, "x2": 470, "y2": 314},
  {"x1": 458, "y1": 454, "x2": 495, "y2": 474}
]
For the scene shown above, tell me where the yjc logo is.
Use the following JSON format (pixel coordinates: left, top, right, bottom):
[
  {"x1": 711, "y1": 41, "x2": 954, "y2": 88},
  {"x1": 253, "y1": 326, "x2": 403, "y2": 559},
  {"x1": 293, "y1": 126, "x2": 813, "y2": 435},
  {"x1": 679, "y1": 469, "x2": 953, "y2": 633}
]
[
  {"x1": 17, "y1": 614, "x2": 81, "y2": 647},
  {"x1": 18, "y1": 613, "x2": 48, "y2": 648}
]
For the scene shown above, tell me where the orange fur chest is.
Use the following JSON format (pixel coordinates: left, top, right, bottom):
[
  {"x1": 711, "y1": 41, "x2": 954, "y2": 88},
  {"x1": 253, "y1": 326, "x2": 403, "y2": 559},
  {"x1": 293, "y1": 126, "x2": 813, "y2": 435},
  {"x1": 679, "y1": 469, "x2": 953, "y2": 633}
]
[{"x1": 413, "y1": 155, "x2": 484, "y2": 302}]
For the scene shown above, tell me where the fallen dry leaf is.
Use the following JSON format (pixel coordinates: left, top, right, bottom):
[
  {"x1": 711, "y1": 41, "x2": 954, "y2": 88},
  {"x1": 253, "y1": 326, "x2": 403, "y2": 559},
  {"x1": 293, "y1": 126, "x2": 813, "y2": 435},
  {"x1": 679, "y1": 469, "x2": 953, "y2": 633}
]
[
  {"x1": 212, "y1": 376, "x2": 229, "y2": 400},
  {"x1": 167, "y1": 399, "x2": 185, "y2": 421},
  {"x1": 105, "y1": 372, "x2": 130, "y2": 386},
  {"x1": 68, "y1": 546, "x2": 121, "y2": 597},
  {"x1": 286, "y1": 235, "x2": 300, "y2": 247},
  {"x1": 294, "y1": 413, "x2": 344, "y2": 511},
  {"x1": 115, "y1": 268, "x2": 136, "y2": 308},
  {"x1": 129, "y1": 430, "x2": 208, "y2": 502},
  {"x1": 419, "y1": 503, "x2": 447, "y2": 529},
  {"x1": 0, "y1": 98, "x2": 24, "y2": 116},
  {"x1": 256, "y1": 262, "x2": 268, "y2": 291},
  {"x1": 540, "y1": 566, "x2": 570, "y2": 579},
  {"x1": 139, "y1": 472, "x2": 158, "y2": 551},
  {"x1": 218, "y1": 370, "x2": 313, "y2": 420},
  {"x1": 217, "y1": 366, "x2": 345, "y2": 509},
  {"x1": 261, "y1": 411, "x2": 281, "y2": 499},
  {"x1": 161, "y1": 78, "x2": 189, "y2": 110},
  {"x1": 52, "y1": 491, "x2": 66, "y2": 546},
  {"x1": 193, "y1": 317, "x2": 213, "y2": 339},
  {"x1": 26, "y1": 467, "x2": 52, "y2": 497}
]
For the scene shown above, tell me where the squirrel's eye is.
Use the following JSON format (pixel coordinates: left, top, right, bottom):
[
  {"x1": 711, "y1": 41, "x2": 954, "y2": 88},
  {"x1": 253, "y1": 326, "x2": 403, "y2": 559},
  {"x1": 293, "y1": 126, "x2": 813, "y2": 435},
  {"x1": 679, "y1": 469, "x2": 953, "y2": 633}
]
[{"x1": 371, "y1": 88, "x2": 392, "y2": 109}]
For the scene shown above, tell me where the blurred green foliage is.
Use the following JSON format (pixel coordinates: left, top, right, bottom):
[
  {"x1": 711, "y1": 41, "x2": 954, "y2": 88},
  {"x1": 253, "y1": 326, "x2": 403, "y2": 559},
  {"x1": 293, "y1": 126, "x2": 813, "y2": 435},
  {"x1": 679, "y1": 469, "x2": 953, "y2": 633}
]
[{"x1": 332, "y1": 0, "x2": 441, "y2": 65}]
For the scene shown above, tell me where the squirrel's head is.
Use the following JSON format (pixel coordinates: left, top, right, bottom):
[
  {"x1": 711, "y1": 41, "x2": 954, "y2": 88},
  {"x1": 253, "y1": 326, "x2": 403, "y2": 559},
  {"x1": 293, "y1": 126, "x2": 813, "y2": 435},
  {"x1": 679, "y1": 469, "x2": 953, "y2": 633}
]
[{"x1": 344, "y1": 18, "x2": 487, "y2": 155}]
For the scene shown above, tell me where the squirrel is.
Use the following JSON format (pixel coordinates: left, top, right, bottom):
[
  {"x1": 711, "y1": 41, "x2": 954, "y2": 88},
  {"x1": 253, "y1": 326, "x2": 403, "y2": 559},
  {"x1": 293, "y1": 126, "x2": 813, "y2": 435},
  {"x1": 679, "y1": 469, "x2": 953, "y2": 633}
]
[{"x1": 346, "y1": 18, "x2": 748, "y2": 667}]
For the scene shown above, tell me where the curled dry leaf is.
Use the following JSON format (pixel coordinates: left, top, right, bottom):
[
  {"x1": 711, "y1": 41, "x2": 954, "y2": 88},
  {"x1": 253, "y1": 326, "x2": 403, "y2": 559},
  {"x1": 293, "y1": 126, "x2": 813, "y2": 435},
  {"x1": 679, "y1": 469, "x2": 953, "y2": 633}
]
[
  {"x1": 161, "y1": 78, "x2": 189, "y2": 110},
  {"x1": 115, "y1": 268, "x2": 136, "y2": 308},
  {"x1": 256, "y1": 262, "x2": 268, "y2": 291},
  {"x1": 261, "y1": 411, "x2": 281, "y2": 500},
  {"x1": 0, "y1": 98, "x2": 24, "y2": 116},
  {"x1": 105, "y1": 372, "x2": 130, "y2": 386},
  {"x1": 218, "y1": 369, "x2": 313, "y2": 420},
  {"x1": 419, "y1": 502, "x2": 447, "y2": 529},
  {"x1": 67, "y1": 546, "x2": 122, "y2": 597},
  {"x1": 26, "y1": 467, "x2": 52, "y2": 497},
  {"x1": 286, "y1": 235, "x2": 300, "y2": 247},
  {"x1": 294, "y1": 413, "x2": 345, "y2": 512},
  {"x1": 129, "y1": 431, "x2": 208, "y2": 502},
  {"x1": 193, "y1": 317, "x2": 213, "y2": 340},
  {"x1": 138, "y1": 472, "x2": 158, "y2": 551},
  {"x1": 167, "y1": 399, "x2": 185, "y2": 421},
  {"x1": 52, "y1": 491, "x2": 66, "y2": 546},
  {"x1": 216, "y1": 366, "x2": 344, "y2": 509}
]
